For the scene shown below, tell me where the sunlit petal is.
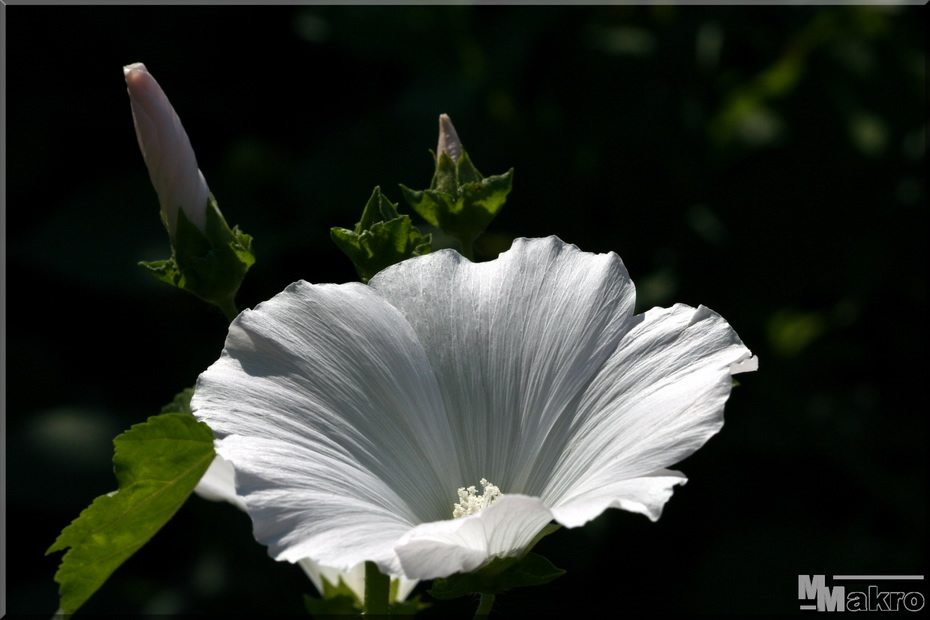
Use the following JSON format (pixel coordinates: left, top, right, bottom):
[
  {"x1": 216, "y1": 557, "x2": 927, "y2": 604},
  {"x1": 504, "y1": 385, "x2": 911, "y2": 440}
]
[
  {"x1": 542, "y1": 304, "x2": 753, "y2": 511},
  {"x1": 549, "y1": 469, "x2": 688, "y2": 526},
  {"x1": 370, "y1": 237, "x2": 636, "y2": 495},
  {"x1": 194, "y1": 280, "x2": 458, "y2": 573}
]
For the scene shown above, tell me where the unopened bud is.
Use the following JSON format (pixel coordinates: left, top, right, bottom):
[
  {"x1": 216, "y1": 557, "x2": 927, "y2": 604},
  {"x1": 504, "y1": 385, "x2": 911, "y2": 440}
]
[
  {"x1": 124, "y1": 62, "x2": 209, "y2": 237},
  {"x1": 437, "y1": 113, "x2": 463, "y2": 163},
  {"x1": 401, "y1": 113, "x2": 513, "y2": 260}
]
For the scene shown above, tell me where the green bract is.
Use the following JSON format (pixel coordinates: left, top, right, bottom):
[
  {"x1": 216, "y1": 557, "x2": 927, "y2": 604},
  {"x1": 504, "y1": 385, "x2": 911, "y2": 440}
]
[
  {"x1": 303, "y1": 574, "x2": 364, "y2": 615},
  {"x1": 46, "y1": 411, "x2": 215, "y2": 615},
  {"x1": 302, "y1": 567, "x2": 429, "y2": 616},
  {"x1": 331, "y1": 186, "x2": 432, "y2": 283},
  {"x1": 139, "y1": 195, "x2": 254, "y2": 319},
  {"x1": 400, "y1": 149, "x2": 513, "y2": 259}
]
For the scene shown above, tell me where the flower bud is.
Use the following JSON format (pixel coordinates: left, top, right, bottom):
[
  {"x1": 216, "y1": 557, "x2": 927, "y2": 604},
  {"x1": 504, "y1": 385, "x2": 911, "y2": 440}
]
[
  {"x1": 402, "y1": 113, "x2": 512, "y2": 259},
  {"x1": 437, "y1": 113, "x2": 462, "y2": 163},
  {"x1": 124, "y1": 62, "x2": 209, "y2": 237}
]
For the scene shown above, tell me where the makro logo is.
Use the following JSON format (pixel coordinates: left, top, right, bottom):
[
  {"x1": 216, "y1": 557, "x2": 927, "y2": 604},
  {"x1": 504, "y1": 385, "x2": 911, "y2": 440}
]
[{"x1": 799, "y1": 575, "x2": 925, "y2": 612}]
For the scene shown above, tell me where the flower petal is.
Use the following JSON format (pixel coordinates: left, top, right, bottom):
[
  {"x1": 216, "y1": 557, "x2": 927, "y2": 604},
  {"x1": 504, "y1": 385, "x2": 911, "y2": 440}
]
[
  {"x1": 192, "y1": 239, "x2": 755, "y2": 583},
  {"x1": 543, "y1": 303, "x2": 754, "y2": 510},
  {"x1": 298, "y1": 559, "x2": 366, "y2": 603},
  {"x1": 194, "y1": 454, "x2": 422, "y2": 600},
  {"x1": 395, "y1": 495, "x2": 554, "y2": 580},
  {"x1": 369, "y1": 236, "x2": 637, "y2": 495},
  {"x1": 192, "y1": 280, "x2": 460, "y2": 574},
  {"x1": 549, "y1": 469, "x2": 687, "y2": 526},
  {"x1": 437, "y1": 113, "x2": 463, "y2": 163},
  {"x1": 193, "y1": 454, "x2": 247, "y2": 511},
  {"x1": 124, "y1": 62, "x2": 209, "y2": 235}
]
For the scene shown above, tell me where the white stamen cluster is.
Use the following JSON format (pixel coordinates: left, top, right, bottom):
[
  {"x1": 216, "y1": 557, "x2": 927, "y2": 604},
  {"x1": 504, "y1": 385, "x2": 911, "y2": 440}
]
[{"x1": 452, "y1": 478, "x2": 502, "y2": 518}]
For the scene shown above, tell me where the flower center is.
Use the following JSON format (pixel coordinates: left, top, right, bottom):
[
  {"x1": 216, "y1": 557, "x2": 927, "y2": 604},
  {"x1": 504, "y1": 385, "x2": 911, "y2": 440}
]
[{"x1": 452, "y1": 479, "x2": 502, "y2": 518}]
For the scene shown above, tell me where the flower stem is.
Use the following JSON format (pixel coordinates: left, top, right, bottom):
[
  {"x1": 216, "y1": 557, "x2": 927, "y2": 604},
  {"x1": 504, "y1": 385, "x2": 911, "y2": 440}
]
[
  {"x1": 473, "y1": 592, "x2": 495, "y2": 618},
  {"x1": 364, "y1": 561, "x2": 390, "y2": 616}
]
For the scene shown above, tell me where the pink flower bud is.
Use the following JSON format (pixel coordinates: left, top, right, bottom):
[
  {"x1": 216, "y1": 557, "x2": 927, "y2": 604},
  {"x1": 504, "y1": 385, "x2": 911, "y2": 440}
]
[
  {"x1": 124, "y1": 62, "x2": 209, "y2": 237},
  {"x1": 437, "y1": 113, "x2": 463, "y2": 163}
]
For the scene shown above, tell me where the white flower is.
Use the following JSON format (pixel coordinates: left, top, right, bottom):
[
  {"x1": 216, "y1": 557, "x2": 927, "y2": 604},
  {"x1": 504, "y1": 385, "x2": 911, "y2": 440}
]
[
  {"x1": 437, "y1": 113, "x2": 463, "y2": 163},
  {"x1": 124, "y1": 62, "x2": 210, "y2": 238},
  {"x1": 194, "y1": 455, "x2": 417, "y2": 603},
  {"x1": 192, "y1": 236, "x2": 756, "y2": 581}
]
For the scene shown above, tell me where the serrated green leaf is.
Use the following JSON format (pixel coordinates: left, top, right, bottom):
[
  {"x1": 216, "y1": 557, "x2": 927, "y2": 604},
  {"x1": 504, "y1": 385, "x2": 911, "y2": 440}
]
[
  {"x1": 46, "y1": 412, "x2": 215, "y2": 614},
  {"x1": 331, "y1": 186, "x2": 432, "y2": 283}
]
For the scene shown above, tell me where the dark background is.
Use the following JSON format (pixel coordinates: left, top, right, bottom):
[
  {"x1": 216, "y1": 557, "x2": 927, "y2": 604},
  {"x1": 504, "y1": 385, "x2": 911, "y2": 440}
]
[{"x1": 6, "y1": 5, "x2": 925, "y2": 616}]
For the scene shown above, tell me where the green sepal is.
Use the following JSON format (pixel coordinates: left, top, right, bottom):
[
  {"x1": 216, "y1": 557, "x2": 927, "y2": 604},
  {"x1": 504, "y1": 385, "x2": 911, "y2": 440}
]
[
  {"x1": 428, "y1": 552, "x2": 565, "y2": 600},
  {"x1": 303, "y1": 593, "x2": 360, "y2": 615},
  {"x1": 331, "y1": 186, "x2": 432, "y2": 283},
  {"x1": 525, "y1": 522, "x2": 561, "y2": 551},
  {"x1": 302, "y1": 594, "x2": 428, "y2": 616},
  {"x1": 304, "y1": 575, "x2": 365, "y2": 616},
  {"x1": 302, "y1": 573, "x2": 430, "y2": 616},
  {"x1": 322, "y1": 574, "x2": 363, "y2": 604},
  {"x1": 390, "y1": 595, "x2": 430, "y2": 615},
  {"x1": 139, "y1": 195, "x2": 254, "y2": 318},
  {"x1": 160, "y1": 387, "x2": 195, "y2": 415},
  {"x1": 400, "y1": 149, "x2": 513, "y2": 257},
  {"x1": 46, "y1": 412, "x2": 216, "y2": 615},
  {"x1": 431, "y1": 146, "x2": 483, "y2": 193},
  {"x1": 303, "y1": 574, "x2": 364, "y2": 615}
]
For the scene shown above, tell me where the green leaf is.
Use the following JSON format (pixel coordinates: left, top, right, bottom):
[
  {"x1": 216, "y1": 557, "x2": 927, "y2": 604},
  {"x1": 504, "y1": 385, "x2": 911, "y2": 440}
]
[
  {"x1": 331, "y1": 186, "x2": 432, "y2": 283},
  {"x1": 400, "y1": 150, "x2": 513, "y2": 258},
  {"x1": 428, "y1": 552, "x2": 565, "y2": 600},
  {"x1": 46, "y1": 412, "x2": 215, "y2": 615}
]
